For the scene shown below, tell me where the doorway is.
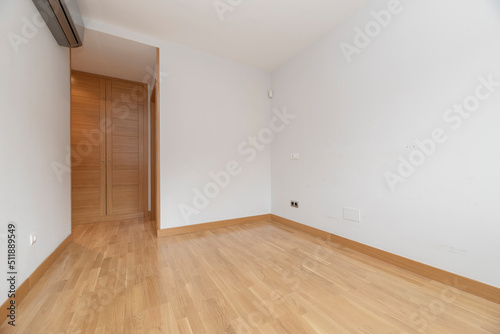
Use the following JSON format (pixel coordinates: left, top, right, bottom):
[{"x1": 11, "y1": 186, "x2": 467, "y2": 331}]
[{"x1": 70, "y1": 29, "x2": 160, "y2": 228}]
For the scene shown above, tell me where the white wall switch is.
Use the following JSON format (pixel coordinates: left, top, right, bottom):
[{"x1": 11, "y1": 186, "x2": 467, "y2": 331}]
[{"x1": 290, "y1": 153, "x2": 299, "y2": 160}]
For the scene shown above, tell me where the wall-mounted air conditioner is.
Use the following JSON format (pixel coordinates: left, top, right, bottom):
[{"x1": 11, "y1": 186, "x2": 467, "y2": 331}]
[{"x1": 31, "y1": 0, "x2": 85, "y2": 48}]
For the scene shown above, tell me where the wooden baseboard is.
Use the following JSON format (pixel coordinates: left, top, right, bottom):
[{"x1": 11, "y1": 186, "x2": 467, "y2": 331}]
[
  {"x1": 0, "y1": 234, "x2": 73, "y2": 324},
  {"x1": 271, "y1": 214, "x2": 500, "y2": 304},
  {"x1": 157, "y1": 214, "x2": 272, "y2": 237}
]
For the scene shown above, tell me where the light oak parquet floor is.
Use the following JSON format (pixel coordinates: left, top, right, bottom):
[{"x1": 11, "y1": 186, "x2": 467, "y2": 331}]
[{"x1": 0, "y1": 219, "x2": 499, "y2": 333}]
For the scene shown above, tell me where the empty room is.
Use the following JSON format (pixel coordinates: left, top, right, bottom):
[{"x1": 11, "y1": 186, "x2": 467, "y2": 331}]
[{"x1": 1, "y1": 0, "x2": 500, "y2": 333}]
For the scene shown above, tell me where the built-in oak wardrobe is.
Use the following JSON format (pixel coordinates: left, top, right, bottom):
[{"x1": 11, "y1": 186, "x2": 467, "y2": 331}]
[{"x1": 70, "y1": 71, "x2": 148, "y2": 225}]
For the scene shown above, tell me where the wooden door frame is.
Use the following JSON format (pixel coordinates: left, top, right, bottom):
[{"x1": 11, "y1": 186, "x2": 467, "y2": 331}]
[
  {"x1": 152, "y1": 48, "x2": 161, "y2": 233},
  {"x1": 149, "y1": 83, "x2": 157, "y2": 221}
]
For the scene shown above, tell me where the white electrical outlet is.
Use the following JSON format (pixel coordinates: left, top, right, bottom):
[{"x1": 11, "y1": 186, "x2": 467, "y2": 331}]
[
  {"x1": 290, "y1": 153, "x2": 299, "y2": 160},
  {"x1": 29, "y1": 233, "x2": 38, "y2": 246},
  {"x1": 343, "y1": 207, "x2": 361, "y2": 223}
]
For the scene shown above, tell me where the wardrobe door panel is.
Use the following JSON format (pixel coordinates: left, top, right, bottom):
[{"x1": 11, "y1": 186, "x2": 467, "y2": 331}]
[
  {"x1": 71, "y1": 73, "x2": 107, "y2": 222},
  {"x1": 106, "y1": 79, "x2": 145, "y2": 216}
]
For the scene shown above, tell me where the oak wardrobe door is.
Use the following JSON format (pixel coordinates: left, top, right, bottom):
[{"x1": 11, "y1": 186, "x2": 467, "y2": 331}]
[
  {"x1": 70, "y1": 72, "x2": 107, "y2": 222},
  {"x1": 106, "y1": 79, "x2": 145, "y2": 216},
  {"x1": 71, "y1": 72, "x2": 147, "y2": 225}
]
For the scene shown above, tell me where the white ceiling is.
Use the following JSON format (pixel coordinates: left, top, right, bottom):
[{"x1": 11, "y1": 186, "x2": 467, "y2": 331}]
[
  {"x1": 71, "y1": 29, "x2": 157, "y2": 84},
  {"x1": 76, "y1": 0, "x2": 370, "y2": 72}
]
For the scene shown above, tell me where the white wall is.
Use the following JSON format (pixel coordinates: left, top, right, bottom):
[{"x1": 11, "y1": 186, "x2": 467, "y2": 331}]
[
  {"x1": 271, "y1": 0, "x2": 500, "y2": 288},
  {"x1": 0, "y1": 0, "x2": 71, "y2": 303},
  {"x1": 160, "y1": 42, "x2": 272, "y2": 228}
]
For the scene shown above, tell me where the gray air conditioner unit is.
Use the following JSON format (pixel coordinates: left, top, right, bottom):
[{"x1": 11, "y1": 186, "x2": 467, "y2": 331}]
[{"x1": 32, "y1": 0, "x2": 85, "y2": 48}]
